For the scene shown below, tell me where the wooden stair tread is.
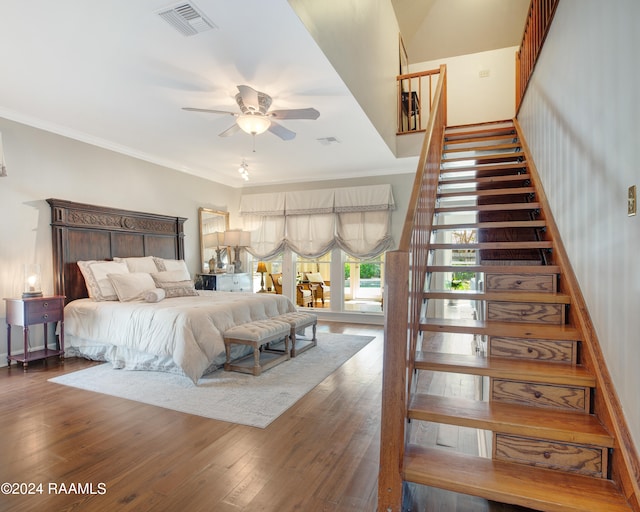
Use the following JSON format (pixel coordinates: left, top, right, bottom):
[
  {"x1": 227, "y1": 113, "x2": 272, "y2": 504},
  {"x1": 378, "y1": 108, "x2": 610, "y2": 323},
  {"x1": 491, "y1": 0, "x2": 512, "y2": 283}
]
[
  {"x1": 444, "y1": 133, "x2": 518, "y2": 146},
  {"x1": 430, "y1": 241, "x2": 552, "y2": 250},
  {"x1": 443, "y1": 142, "x2": 522, "y2": 154},
  {"x1": 435, "y1": 202, "x2": 541, "y2": 213},
  {"x1": 423, "y1": 290, "x2": 570, "y2": 304},
  {"x1": 420, "y1": 318, "x2": 580, "y2": 340},
  {"x1": 427, "y1": 265, "x2": 559, "y2": 274},
  {"x1": 413, "y1": 352, "x2": 594, "y2": 386},
  {"x1": 444, "y1": 126, "x2": 516, "y2": 141},
  {"x1": 403, "y1": 446, "x2": 630, "y2": 512},
  {"x1": 439, "y1": 173, "x2": 531, "y2": 186},
  {"x1": 440, "y1": 162, "x2": 527, "y2": 175},
  {"x1": 408, "y1": 394, "x2": 614, "y2": 447},
  {"x1": 438, "y1": 186, "x2": 535, "y2": 198},
  {"x1": 433, "y1": 220, "x2": 546, "y2": 230},
  {"x1": 443, "y1": 153, "x2": 523, "y2": 164}
]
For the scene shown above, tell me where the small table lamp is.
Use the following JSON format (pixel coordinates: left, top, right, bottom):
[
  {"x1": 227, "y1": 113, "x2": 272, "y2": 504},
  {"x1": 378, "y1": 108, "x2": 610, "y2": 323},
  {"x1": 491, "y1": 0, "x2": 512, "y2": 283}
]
[
  {"x1": 256, "y1": 262, "x2": 267, "y2": 293},
  {"x1": 23, "y1": 263, "x2": 43, "y2": 298}
]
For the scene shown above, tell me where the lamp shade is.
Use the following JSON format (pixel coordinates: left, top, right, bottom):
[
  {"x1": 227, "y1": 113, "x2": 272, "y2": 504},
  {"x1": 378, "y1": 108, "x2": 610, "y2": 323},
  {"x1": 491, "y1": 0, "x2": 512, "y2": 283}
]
[
  {"x1": 203, "y1": 231, "x2": 225, "y2": 248},
  {"x1": 224, "y1": 229, "x2": 247, "y2": 247},
  {"x1": 256, "y1": 261, "x2": 267, "y2": 273},
  {"x1": 236, "y1": 114, "x2": 270, "y2": 135}
]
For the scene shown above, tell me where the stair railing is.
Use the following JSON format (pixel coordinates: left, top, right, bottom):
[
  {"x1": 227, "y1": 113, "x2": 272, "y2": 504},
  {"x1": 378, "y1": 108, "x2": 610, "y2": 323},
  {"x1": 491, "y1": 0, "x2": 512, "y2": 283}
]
[
  {"x1": 516, "y1": 0, "x2": 560, "y2": 111},
  {"x1": 378, "y1": 64, "x2": 447, "y2": 512},
  {"x1": 397, "y1": 67, "x2": 443, "y2": 134}
]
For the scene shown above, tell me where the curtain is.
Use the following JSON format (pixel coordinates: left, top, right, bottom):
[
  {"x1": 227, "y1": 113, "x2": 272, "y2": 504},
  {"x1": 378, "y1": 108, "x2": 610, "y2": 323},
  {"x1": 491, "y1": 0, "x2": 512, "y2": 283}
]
[
  {"x1": 285, "y1": 189, "x2": 335, "y2": 258},
  {"x1": 240, "y1": 192, "x2": 286, "y2": 259},
  {"x1": 240, "y1": 184, "x2": 395, "y2": 259},
  {"x1": 334, "y1": 184, "x2": 395, "y2": 258}
]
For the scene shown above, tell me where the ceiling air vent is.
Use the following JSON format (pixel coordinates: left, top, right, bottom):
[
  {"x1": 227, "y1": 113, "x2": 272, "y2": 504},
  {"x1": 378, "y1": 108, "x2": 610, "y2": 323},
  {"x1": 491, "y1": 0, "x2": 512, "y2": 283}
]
[
  {"x1": 157, "y1": 2, "x2": 217, "y2": 36},
  {"x1": 317, "y1": 137, "x2": 341, "y2": 146}
]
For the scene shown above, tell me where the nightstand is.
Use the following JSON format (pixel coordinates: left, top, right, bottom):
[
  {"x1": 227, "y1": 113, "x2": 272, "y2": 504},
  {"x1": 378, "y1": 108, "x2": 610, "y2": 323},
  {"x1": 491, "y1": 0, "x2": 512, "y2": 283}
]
[
  {"x1": 4, "y1": 295, "x2": 65, "y2": 371},
  {"x1": 195, "y1": 273, "x2": 252, "y2": 292}
]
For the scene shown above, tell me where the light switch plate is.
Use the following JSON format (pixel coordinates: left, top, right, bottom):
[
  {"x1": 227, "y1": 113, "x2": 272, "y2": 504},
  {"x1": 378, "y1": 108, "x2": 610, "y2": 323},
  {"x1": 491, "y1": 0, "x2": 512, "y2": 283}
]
[{"x1": 629, "y1": 185, "x2": 637, "y2": 216}]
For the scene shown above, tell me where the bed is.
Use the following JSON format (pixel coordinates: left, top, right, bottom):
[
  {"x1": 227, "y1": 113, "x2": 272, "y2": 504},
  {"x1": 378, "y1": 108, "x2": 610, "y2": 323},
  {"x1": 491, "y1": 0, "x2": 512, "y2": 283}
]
[{"x1": 48, "y1": 199, "x2": 295, "y2": 383}]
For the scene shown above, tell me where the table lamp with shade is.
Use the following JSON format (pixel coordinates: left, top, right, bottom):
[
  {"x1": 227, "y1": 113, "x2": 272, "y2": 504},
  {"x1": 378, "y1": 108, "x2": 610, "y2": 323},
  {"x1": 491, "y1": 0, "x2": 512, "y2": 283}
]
[
  {"x1": 223, "y1": 230, "x2": 251, "y2": 273},
  {"x1": 256, "y1": 261, "x2": 267, "y2": 293}
]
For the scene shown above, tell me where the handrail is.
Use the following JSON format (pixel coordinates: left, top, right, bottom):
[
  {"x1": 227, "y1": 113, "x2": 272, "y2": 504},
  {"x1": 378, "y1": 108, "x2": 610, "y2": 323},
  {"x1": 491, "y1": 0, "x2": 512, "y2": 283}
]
[
  {"x1": 515, "y1": 0, "x2": 560, "y2": 111},
  {"x1": 378, "y1": 64, "x2": 447, "y2": 512},
  {"x1": 397, "y1": 67, "x2": 443, "y2": 134}
]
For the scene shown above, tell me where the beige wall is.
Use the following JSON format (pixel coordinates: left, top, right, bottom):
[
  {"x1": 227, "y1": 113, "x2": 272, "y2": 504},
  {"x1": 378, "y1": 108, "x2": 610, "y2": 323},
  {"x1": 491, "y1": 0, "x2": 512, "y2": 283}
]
[
  {"x1": 412, "y1": 46, "x2": 518, "y2": 126},
  {"x1": 0, "y1": 117, "x2": 240, "y2": 318},
  {"x1": 518, "y1": 0, "x2": 640, "y2": 448}
]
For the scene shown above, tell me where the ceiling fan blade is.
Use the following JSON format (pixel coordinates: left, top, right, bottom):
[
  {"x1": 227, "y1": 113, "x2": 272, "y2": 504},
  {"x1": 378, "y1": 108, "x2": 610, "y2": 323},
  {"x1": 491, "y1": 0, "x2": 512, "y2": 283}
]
[
  {"x1": 218, "y1": 123, "x2": 241, "y2": 137},
  {"x1": 269, "y1": 108, "x2": 320, "y2": 120},
  {"x1": 183, "y1": 107, "x2": 237, "y2": 116},
  {"x1": 268, "y1": 121, "x2": 296, "y2": 141},
  {"x1": 237, "y1": 85, "x2": 261, "y2": 113}
]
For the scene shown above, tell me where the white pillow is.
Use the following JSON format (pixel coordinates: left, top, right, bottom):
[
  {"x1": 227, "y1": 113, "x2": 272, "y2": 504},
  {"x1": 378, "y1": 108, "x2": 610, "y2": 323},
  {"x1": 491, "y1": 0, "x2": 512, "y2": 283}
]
[
  {"x1": 151, "y1": 270, "x2": 198, "y2": 298},
  {"x1": 144, "y1": 288, "x2": 165, "y2": 303},
  {"x1": 113, "y1": 256, "x2": 159, "y2": 273},
  {"x1": 153, "y1": 257, "x2": 190, "y2": 276},
  {"x1": 107, "y1": 272, "x2": 156, "y2": 302},
  {"x1": 306, "y1": 272, "x2": 324, "y2": 283},
  {"x1": 77, "y1": 260, "x2": 130, "y2": 301}
]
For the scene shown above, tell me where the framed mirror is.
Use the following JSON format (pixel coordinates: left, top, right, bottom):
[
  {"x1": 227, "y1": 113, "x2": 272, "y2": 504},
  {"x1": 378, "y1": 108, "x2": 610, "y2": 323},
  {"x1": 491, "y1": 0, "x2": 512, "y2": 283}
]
[{"x1": 198, "y1": 207, "x2": 230, "y2": 274}]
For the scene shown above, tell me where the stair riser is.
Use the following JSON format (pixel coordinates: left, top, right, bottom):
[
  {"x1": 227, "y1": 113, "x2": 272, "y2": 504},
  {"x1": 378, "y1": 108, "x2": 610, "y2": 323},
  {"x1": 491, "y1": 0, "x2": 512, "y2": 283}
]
[
  {"x1": 487, "y1": 302, "x2": 565, "y2": 325},
  {"x1": 494, "y1": 434, "x2": 609, "y2": 478},
  {"x1": 485, "y1": 273, "x2": 557, "y2": 292},
  {"x1": 488, "y1": 336, "x2": 578, "y2": 363},
  {"x1": 491, "y1": 378, "x2": 590, "y2": 412}
]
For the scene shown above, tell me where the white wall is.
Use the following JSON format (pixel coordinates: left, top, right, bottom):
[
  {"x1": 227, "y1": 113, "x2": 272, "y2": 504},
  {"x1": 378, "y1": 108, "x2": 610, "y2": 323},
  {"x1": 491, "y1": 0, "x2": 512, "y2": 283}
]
[
  {"x1": 412, "y1": 46, "x2": 518, "y2": 126},
  {"x1": 518, "y1": 0, "x2": 640, "y2": 448},
  {"x1": 0, "y1": 117, "x2": 240, "y2": 353}
]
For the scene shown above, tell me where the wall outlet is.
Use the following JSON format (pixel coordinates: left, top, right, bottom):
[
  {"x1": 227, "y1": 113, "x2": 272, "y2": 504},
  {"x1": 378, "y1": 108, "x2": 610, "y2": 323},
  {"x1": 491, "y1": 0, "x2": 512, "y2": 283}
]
[{"x1": 629, "y1": 185, "x2": 637, "y2": 216}]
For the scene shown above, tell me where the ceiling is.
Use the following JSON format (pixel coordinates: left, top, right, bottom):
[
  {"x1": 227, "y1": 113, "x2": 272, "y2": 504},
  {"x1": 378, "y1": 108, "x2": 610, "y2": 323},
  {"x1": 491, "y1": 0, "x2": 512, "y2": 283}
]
[{"x1": 0, "y1": 0, "x2": 528, "y2": 188}]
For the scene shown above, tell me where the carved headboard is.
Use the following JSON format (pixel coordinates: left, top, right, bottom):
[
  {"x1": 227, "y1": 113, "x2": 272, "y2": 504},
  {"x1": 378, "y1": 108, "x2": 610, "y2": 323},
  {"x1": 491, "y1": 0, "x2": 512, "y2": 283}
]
[{"x1": 48, "y1": 199, "x2": 187, "y2": 304}]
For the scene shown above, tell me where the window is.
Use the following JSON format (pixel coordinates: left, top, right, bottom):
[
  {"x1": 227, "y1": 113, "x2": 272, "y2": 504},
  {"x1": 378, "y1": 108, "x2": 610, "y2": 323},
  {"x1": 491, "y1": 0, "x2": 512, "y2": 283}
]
[{"x1": 343, "y1": 253, "x2": 384, "y2": 313}]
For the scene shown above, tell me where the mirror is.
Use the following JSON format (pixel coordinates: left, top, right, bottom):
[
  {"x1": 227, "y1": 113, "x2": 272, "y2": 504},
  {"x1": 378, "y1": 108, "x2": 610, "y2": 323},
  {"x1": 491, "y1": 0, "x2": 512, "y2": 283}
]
[{"x1": 198, "y1": 207, "x2": 230, "y2": 274}]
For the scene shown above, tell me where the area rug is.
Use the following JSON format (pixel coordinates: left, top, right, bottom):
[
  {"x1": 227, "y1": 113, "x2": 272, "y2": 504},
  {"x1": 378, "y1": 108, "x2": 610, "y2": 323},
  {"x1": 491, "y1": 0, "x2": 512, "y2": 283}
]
[{"x1": 48, "y1": 332, "x2": 374, "y2": 428}]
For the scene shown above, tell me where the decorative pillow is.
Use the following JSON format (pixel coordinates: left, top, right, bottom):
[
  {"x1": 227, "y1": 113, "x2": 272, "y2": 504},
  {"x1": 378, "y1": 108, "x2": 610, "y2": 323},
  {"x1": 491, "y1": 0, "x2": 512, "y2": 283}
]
[
  {"x1": 107, "y1": 272, "x2": 156, "y2": 302},
  {"x1": 113, "y1": 256, "x2": 159, "y2": 273},
  {"x1": 144, "y1": 288, "x2": 165, "y2": 303},
  {"x1": 151, "y1": 270, "x2": 198, "y2": 298},
  {"x1": 306, "y1": 272, "x2": 324, "y2": 283},
  {"x1": 153, "y1": 257, "x2": 190, "y2": 275},
  {"x1": 77, "y1": 260, "x2": 130, "y2": 301}
]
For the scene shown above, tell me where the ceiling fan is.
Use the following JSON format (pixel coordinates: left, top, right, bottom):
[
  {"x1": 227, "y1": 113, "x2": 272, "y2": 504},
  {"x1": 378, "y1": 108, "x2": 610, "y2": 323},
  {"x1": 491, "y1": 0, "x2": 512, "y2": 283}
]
[{"x1": 183, "y1": 85, "x2": 320, "y2": 141}]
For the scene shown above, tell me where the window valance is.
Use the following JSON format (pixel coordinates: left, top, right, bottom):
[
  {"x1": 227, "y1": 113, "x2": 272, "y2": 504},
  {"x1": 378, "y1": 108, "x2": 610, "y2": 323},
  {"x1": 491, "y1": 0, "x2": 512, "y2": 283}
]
[{"x1": 240, "y1": 184, "x2": 395, "y2": 259}]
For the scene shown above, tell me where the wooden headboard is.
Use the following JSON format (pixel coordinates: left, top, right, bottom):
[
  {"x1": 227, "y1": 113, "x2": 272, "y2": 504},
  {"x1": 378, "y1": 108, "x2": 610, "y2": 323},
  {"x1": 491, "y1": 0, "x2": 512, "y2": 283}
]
[{"x1": 48, "y1": 199, "x2": 187, "y2": 304}]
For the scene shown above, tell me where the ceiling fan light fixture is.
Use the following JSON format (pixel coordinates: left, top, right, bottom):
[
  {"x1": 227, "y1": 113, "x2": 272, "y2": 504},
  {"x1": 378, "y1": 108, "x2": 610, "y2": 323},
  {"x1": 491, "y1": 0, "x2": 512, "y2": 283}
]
[
  {"x1": 238, "y1": 160, "x2": 250, "y2": 181},
  {"x1": 236, "y1": 114, "x2": 270, "y2": 135}
]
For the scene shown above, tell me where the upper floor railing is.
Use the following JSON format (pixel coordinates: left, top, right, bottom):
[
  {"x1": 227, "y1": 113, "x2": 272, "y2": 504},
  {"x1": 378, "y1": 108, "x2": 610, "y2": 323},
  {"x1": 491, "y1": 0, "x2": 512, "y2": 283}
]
[
  {"x1": 516, "y1": 0, "x2": 560, "y2": 111},
  {"x1": 397, "y1": 67, "x2": 444, "y2": 134}
]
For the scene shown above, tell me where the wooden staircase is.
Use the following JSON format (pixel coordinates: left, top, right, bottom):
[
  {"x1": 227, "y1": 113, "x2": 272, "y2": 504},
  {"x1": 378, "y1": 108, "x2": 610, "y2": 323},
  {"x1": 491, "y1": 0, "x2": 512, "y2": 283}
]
[{"x1": 381, "y1": 120, "x2": 635, "y2": 511}]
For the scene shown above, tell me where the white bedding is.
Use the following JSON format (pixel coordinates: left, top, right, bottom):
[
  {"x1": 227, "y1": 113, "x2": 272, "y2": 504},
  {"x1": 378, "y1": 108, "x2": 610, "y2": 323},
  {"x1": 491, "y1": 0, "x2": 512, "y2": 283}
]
[{"x1": 63, "y1": 291, "x2": 296, "y2": 383}]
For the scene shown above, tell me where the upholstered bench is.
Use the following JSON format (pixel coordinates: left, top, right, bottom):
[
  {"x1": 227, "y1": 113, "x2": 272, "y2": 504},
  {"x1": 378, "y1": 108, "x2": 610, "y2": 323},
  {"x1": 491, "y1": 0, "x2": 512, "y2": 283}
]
[
  {"x1": 269, "y1": 311, "x2": 317, "y2": 357},
  {"x1": 223, "y1": 319, "x2": 291, "y2": 376}
]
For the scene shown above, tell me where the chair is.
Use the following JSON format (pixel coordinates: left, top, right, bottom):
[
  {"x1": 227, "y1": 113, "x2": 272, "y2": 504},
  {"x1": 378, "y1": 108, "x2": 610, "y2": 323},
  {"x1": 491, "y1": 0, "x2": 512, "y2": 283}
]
[
  {"x1": 271, "y1": 272, "x2": 312, "y2": 307},
  {"x1": 305, "y1": 272, "x2": 330, "y2": 307},
  {"x1": 296, "y1": 285, "x2": 313, "y2": 308},
  {"x1": 270, "y1": 273, "x2": 282, "y2": 294}
]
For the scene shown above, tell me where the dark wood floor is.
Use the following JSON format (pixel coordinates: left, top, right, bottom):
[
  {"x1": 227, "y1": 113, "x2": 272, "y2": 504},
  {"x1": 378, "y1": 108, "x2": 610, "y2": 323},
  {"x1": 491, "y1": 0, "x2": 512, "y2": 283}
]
[{"x1": 1, "y1": 321, "x2": 533, "y2": 512}]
